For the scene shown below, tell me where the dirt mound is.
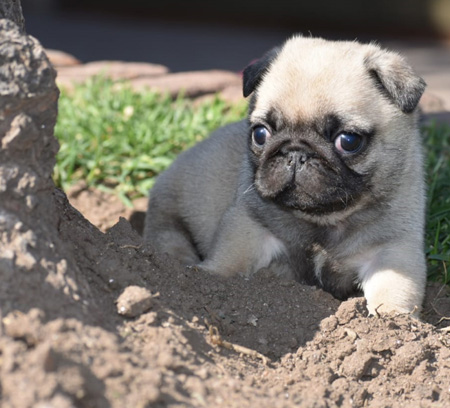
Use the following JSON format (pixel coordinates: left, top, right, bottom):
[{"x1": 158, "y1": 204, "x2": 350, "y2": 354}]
[{"x1": 1, "y1": 16, "x2": 450, "y2": 408}]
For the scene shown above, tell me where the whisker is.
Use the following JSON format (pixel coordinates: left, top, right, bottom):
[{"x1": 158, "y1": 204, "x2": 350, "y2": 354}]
[{"x1": 243, "y1": 184, "x2": 255, "y2": 195}]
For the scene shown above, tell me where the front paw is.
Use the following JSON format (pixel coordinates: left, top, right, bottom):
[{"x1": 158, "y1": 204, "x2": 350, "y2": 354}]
[
  {"x1": 365, "y1": 285, "x2": 423, "y2": 318},
  {"x1": 366, "y1": 301, "x2": 421, "y2": 318},
  {"x1": 362, "y1": 268, "x2": 425, "y2": 319}
]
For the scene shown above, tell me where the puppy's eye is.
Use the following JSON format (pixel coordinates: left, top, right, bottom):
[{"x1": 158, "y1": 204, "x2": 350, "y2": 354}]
[
  {"x1": 334, "y1": 133, "x2": 363, "y2": 154},
  {"x1": 252, "y1": 126, "x2": 271, "y2": 146}
]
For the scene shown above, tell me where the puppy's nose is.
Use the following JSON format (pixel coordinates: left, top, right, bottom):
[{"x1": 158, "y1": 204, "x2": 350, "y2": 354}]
[{"x1": 287, "y1": 150, "x2": 311, "y2": 167}]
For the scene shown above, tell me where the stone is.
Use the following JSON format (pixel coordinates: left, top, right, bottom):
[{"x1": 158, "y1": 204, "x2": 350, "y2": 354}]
[
  {"x1": 220, "y1": 84, "x2": 244, "y2": 103},
  {"x1": 0, "y1": 1, "x2": 25, "y2": 33},
  {"x1": 0, "y1": 17, "x2": 92, "y2": 320},
  {"x1": 193, "y1": 83, "x2": 244, "y2": 106},
  {"x1": 130, "y1": 70, "x2": 241, "y2": 98},
  {"x1": 116, "y1": 286, "x2": 155, "y2": 318},
  {"x1": 419, "y1": 91, "x2": 446, "y2": 113},
  {"x1": 56, "y1": 60, "x2": 169, "y2": 89},
  {"x1": 45, "y1": 49, "x2": 81, "y2": 67}
]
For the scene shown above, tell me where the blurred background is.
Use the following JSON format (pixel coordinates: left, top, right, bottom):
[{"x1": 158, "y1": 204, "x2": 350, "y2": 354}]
[{"x1": 21, "y1": 0, "x2": 450, "y2": 108}]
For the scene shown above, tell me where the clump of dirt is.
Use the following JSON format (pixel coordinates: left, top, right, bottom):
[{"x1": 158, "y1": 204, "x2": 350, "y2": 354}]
[{"x1": 1, "y1": 16, "x2": 450, "y2": 408}]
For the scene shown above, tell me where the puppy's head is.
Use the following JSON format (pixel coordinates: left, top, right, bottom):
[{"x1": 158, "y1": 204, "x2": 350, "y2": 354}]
[{"x1": 243, "y1": 36, "x2": 426, "y2": 224}]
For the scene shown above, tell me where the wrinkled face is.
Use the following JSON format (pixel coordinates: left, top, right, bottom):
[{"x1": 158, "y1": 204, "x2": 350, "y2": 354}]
[
  {"x1": 249, "y1": 112, "x2": 371, "y2": 215},
  {"x1": 246, "y1": 37, "x2": 424, "y2": 222}
]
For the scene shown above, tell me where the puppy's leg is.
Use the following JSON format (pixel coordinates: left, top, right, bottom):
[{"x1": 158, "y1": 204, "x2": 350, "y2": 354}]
[
  {"x1": 144, "y1": 211, "x2": 201, "y2": 265},
  {"x1": 147, "y1": 227, "x2": 200, "y2": 265},
  {"x1": 200, "y1": 205, "x2": 293, "y2": 279},
  {"x1": 358, "y1": 242, "x2": 426, "y2": 316}
]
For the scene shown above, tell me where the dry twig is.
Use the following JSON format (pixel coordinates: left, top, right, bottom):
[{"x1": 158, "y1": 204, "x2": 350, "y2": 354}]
[
  {"x1": 437, "y1": 316, "x2": 450, "y2": 324},
  {"x1": 205, "y1": 319, "x2": 269, "y2": 366}
]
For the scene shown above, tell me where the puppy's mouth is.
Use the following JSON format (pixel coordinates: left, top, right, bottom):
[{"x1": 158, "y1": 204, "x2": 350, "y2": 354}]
[{"x1": 254, "y1": 148, "x2": 365, "y2": 215}]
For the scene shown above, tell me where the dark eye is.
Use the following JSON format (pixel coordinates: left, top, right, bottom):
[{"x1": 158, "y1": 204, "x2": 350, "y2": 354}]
[
  {"x1": 334, "y1": 133, "x2": 363, "y2": 154},
  {"x1": 252, "y1": 126, "x2": 271, "y2": 146}
]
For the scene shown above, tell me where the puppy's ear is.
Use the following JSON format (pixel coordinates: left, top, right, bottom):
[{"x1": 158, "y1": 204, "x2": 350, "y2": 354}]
[
  {"x1": 364, "y1": 48, "x2": 426, "y2": 113},
  {"x1": 243, "y1": 47, "x2": 281, "y2": 98}
]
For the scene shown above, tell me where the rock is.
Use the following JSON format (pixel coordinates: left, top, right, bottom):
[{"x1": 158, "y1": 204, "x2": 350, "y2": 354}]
[
  {"x1": 193, "y1": 83, "x2": 244, "y2": 106},
  {"x1": 49, "y1": 52, "x2": 242, "y2": 101},
  {"x1": 130, "y1": 70, "x2": 241, "y2": 98},
  {"x1": 116, "y1": 286, "x2": 156, "y2": 318},
  {"x1": 419, "y1": 91, "x2": 446, "y2": 113},
  {"x1": 56, "y1": 60, "x2": 169, "y2": 89},
  {"x1": 0, "y1": 1, "x2": 25, "y2": 33},
  {"x1": 220, "y1": 84, "x2": 244, "y2": 103},
  {"x1": 45, "y1": 49, "x2": 81, "y2": 67},
  {"x1": 0, "y1": 18, "x2": 92, "y2": 321},
  {"x1": 419, "y1": 91, "x2": 450, "y2": 127}
]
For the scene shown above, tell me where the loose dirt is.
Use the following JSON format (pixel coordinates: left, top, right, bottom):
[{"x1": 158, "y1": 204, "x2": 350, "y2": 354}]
[{"x1": 3, "y1": 186, "x2": 450, "y2": 407}]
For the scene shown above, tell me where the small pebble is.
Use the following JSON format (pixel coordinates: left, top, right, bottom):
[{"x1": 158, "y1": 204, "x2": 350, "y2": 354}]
[{"x1": 116, "y1": 285, "x2": 154, "y2": 318}]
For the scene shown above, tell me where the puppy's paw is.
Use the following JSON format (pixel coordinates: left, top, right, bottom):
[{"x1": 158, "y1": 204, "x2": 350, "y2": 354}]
[
  {"x1": 362, "y1": 265, "x2": 425, "y2": 319},
  {"x1": 366, "y1": 300, "x2": 421, "y2": 319}
]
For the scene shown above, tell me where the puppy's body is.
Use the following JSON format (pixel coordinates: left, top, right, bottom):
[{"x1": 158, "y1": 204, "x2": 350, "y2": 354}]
[{"x1": 144, "y1": 36, "x2": 427, "y2": 315}]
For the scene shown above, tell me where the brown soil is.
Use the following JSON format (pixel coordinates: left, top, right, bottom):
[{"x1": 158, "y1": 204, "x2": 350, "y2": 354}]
[
  {"x1": 65, "y1": 181, "x2": 148, "y2": 234},
  {"x1": 2, "y1": 16, "x2": 450, "y2": 408},
  {"x1": 5, "y1": 185, "x2": 450, "y2": 408}
]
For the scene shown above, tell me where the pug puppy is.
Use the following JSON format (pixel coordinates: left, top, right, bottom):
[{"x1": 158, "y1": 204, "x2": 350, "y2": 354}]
[{"x1": 144, "y1": 35, "x2": 427, "y2": 316}]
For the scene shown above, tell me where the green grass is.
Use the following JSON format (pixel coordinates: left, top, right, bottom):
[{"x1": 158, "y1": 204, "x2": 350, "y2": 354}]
[
  {"x1": 54, "y1": 76, "x2": 450, "y2": 284},
  {"x1": 424, "y1": 121, "x2": 450, "y2": 284},
  {"x1": 54, "y1": 76, "x2": 247, "y2": 206}
]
